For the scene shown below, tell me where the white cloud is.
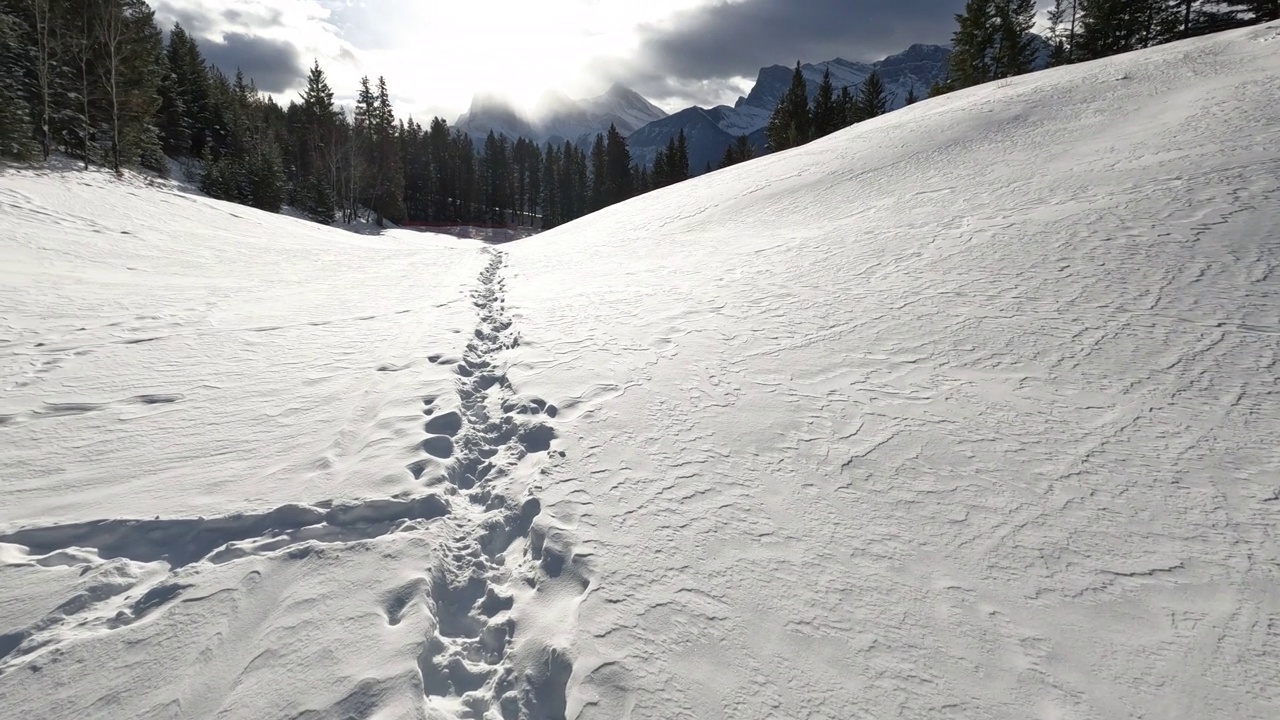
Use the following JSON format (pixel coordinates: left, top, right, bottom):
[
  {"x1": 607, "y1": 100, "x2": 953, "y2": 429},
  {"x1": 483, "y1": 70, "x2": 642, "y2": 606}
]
[{"x1": 152, "y1": 0, "x2": 719, "y2": 121}]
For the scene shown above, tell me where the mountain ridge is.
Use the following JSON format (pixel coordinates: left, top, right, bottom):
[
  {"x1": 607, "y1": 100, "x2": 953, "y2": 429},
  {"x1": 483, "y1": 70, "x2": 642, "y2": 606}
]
[{"x1": 454, "y1": 42, "x2": 953, "y2": 159}]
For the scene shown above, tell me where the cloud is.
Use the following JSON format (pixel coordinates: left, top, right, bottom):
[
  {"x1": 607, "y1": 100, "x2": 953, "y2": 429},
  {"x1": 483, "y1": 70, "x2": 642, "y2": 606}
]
[
  {"x1": 201, "y1": 33, "x2": 306, "y2": 93},
  {"x1": 610, "y1": 0, "x2": 968, "y2": 106},
  {"x1": 151, "y1": 0, "x2": 355, "y2": 98}
]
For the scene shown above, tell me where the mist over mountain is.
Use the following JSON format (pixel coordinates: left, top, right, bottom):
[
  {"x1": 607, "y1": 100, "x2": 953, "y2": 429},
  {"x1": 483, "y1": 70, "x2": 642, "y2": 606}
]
[
  {"x1": 455, "y1": 84, "x2": 668, "y2": 148},
  {"x1": 457, "y1": 43, "x2": 955, "y2": 167}
]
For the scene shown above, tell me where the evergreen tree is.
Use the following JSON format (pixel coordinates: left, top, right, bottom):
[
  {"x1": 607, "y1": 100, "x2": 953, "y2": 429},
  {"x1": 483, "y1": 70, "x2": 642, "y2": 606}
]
[
  {"x1": 588, "y1": 132, "x2": 606, "y2": 211},
  {"x1": 96, "y1": 0, "x2": 165, "y2": 174},
  {"x1": 540, "y1": 141, "x2": 560, "y2": 228},
  {"x1": 158, "y1": 23, "x2": 209, "y2": 157},
  {"x1": 24, "y1": 0, "x2": 56, "y2": 159},
  {"x1": 1047, "y1": 0, "x2": 1082, "y2": 64},
  {"x1": 1076, "y1": 0, "x2": 1179, "y2": 60},
  {"x1": 674, "y1": 129, "x2": 690, "y2": 182},
  {"x1": 993, "y1": 0, "x2": 1037, "y2": 79},
  {"x1": 904, "y1": 85, "x2": 918, "y2": 106},
  {"x1": 838, "y1": 85, "x2": 855, "y2": 126},
  {"x1": 652, "y1": 142, "x2": 668, "y2": 187},
  {"x1": 1243, "y1": 0, "x2": 1279, "y2": 21},
  {"x1": 635, "y1": 163, "x2": 651, "y2": 193},
  {"x1": 810, "y1": 67, "x2": 841, "y2": 138},
  {"x1": 370, "y1": 76, "x2": 405, "y2": 224},
  {"x1": 0, "y1": 6, "x2": 37, "y2": 159},
  {"x1": 603, "y1": 123, "x2": 632, "y2": 206},
  {"x1": 852, "y1": 70, "x2": 890, "y2": 122},
  {"x1": 718, "y1": 134, "x2": 755, "y2": 169},
  {"x1": 766, "y1": 61, "x2": 811, "y2": 152},
  {"x1": 948, "y1": 0, "x2": 997, "y2": 89},
  {"x1": 294, "y1": 60, "x2": 339, "y2": 220}
]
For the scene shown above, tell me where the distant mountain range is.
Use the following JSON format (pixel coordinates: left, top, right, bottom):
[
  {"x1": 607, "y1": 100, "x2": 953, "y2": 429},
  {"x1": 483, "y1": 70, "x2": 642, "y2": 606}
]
[{"x1": 455, "y1": 42, "x2": 956, "y2": 171}]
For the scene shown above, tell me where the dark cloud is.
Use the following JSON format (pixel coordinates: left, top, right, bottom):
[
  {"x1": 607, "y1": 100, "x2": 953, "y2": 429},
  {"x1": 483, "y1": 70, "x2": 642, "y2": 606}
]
[
  {"x1": 152, "y1": 0, "x2": 217, "y2": 37},
  {"x1": 202, "y1": 33, "x2": 307, "y2": 93},
  {"x1": 151, "y1": 2, "x2": 308, "y2": 94},
  {"x1": 616, "y1": 0, "x2": 967, "y2": 105}
]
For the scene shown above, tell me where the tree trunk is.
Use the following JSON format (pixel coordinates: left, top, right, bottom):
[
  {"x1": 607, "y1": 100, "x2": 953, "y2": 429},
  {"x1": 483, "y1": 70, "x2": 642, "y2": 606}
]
[
  {"x1": 97, "y1": 0, "x2": 123, "y2": 175},
  {"x1": 28, "y1": 0, "x2": 52, "y2": 160}
]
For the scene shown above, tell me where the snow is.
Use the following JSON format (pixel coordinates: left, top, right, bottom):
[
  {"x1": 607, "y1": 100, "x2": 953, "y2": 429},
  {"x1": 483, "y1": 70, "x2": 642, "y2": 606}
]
[{"x1": 3, "y1": 22, "x2": 1280, "y2": 720}]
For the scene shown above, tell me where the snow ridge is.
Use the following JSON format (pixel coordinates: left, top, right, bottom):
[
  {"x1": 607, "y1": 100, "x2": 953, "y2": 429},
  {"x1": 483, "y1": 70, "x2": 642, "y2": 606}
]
[{"x1": 0, "y1": 495, "x2": 453, "y2": 670}]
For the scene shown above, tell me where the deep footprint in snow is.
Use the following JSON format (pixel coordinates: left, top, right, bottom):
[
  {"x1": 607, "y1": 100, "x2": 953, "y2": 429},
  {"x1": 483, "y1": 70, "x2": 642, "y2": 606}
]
[
  {"x1": 425, "y1": 410, "x2": 463, "y2": 437},
  {"x1": 421, "y1": 435, "x2": 455, "y2": 459}
]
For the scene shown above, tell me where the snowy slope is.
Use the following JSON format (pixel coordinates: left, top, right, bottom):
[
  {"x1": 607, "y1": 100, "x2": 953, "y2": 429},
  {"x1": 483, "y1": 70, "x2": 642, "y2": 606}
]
[
  {"x1": 502, "y1": 24, "x2": 1280, "y2": 719},
  {"x1": 2, "y1": 21, "x2": 1280, "y2": 720}
]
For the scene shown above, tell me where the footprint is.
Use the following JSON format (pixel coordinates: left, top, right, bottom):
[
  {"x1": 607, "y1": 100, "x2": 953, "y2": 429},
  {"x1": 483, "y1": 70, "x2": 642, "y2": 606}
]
[
  {"x1": 425, "y1": 411, "x2": 463, "y2": 437},
  {"x1": 422, "y1": 436, "x2": 455, "y2": 459}
]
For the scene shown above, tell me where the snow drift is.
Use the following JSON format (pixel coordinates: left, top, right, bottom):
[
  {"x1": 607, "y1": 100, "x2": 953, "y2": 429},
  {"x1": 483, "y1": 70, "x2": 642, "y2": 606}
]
[{"x1": 3, "y1": 22, "x2": 1280, "y2": 720}]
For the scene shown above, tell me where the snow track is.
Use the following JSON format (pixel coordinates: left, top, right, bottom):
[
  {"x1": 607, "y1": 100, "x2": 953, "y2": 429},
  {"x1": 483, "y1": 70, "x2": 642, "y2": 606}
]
[{"x1": 414, "y1": 249, "x2": 589, "y2": 720}]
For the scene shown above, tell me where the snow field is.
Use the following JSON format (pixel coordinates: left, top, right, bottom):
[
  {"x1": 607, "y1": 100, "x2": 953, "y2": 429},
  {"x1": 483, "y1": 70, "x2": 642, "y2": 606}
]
[{"x1": 1, "y1": 21, "x2": 1279, "y2": 720}]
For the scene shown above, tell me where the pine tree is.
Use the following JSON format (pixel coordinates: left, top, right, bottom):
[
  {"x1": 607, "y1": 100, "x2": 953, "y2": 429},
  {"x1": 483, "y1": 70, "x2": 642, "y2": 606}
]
[
  {"x1": 95, "y1": 0, "x2": 165, "y2": 174},
  {"x1": 296, "y1": 59, "x2": 339, "y2": 220},
  {"x1": 948, "y1": 0, "x2": 997, "y2": 89},
  {"x1": 603, "y1": 123, "x2": 632, "y2": 206},
  {"x1": 1243, "y1": 0, "x2": 1279, "y2": 21},
  {"x1": 1076, "y1": 0, "x2": 1180, "y2": 60},
  {"x1": 1047, "y1": 0, "x2": 1082, "y2": 64},
  {"x1": 838, "y1": 86, "x2": 855, "y2": 126},
  {"x1": 635, "y1": 163, "x2": 651, "y2": 193},
  {"x1": 24, "y1": 0, "x2": 56, "y2": 159},
  {"x1": 158, "y1": 23, "x2": 211, "y2": 158},
  {"x1": 852, "y1": 70, "x2": 890, "y2": 122},
  {"x1": 811, "y1": 67, "x2": 841, "y2": 138},
  {"x1": 993, "y1": 0, "x2": 1037, "y2": 79},
  {"x1": 540, "y1": 142, "x2": 560, "y2": 228},
  {"x1": 904, "y1": 85, "x2": 918, "y2": 105},
  {"x1": 588, "y1": 132, "x2": 606, "y2": 211},
  {"x1": 370, "y1": 76, "x2": 405, "y2": 224},
  {"x1": 0, "y1": 6, "x2": 37, "y2": 159},
  {"x1": 766, "y1": 61, "x2": 811, "y2": 152},
  {"x1": 674, "y1": 129, "x2": 690, "y2": 182},
  {"x1": 652, "y1": 142, "x2": 668, "y2": 187},
  {"x1": 51, "y1": 0, "x2": 89, "y2": 167},
  {"x1": 718, "y1": 134, "x2": 755, "y2": 169}
]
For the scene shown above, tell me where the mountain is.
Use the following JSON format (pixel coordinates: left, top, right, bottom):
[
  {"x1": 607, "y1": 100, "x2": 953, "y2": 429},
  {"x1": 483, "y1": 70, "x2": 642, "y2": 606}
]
[
  {"x1": 628, "y1": 43, "x2": 952, "y2": 173},
  {"x1": 626, "y1": 106, "x2": 769, "y2": 173},
  {"x1": 453, "y1": 93, "x2": 537, "y2": 142},
  {"x1": 738, "y1": 43, "x2": 953, "y2": 117},
  {"x1": 455, "y1": 83, "x2": 667, "y2": 146}
]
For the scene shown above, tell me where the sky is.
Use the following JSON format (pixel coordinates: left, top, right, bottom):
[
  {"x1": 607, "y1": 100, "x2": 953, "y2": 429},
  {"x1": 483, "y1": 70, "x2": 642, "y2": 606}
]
[{"x1": 149, "y1": 0, "x2": 1015, "y2": 121}]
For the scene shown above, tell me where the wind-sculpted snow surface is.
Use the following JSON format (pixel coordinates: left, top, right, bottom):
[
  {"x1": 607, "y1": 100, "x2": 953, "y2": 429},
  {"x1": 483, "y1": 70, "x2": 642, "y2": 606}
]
[
  {"x1": 2, "y1": 22, "x2": 1280, "y2": 720},
  {"x1": 500, "y1": 23, "x2": 1280, "y2": 720},
  {"x1": 0, "y1": 170, "x2": 583, "y2": 718}
]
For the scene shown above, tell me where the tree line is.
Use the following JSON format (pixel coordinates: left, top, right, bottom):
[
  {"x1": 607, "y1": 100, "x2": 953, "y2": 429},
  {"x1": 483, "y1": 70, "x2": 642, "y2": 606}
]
[
  {"x1": 761, "y1": 0, "x2": 1275, "y2": 156},
  {"x1": 0, "y1": 0, "x2": 679, "y2": 227},
  {"x1": 940, "y1": 0, "x2": 1276, "y2": 94},
  {"x1": 765, "y1": 66, "x2": 899, "y2": 154}
]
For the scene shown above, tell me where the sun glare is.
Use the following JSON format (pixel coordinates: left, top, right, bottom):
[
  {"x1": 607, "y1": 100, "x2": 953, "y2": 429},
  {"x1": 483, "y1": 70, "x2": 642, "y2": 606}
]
[{"x1": 348, "y1": 0, "x2": 715, "y2": 116}]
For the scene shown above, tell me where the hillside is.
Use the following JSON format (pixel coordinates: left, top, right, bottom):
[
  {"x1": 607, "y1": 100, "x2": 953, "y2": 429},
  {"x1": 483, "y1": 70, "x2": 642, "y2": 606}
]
[{"x1": 3, "y1": 21, "x2": 1280, "y2": 720}]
